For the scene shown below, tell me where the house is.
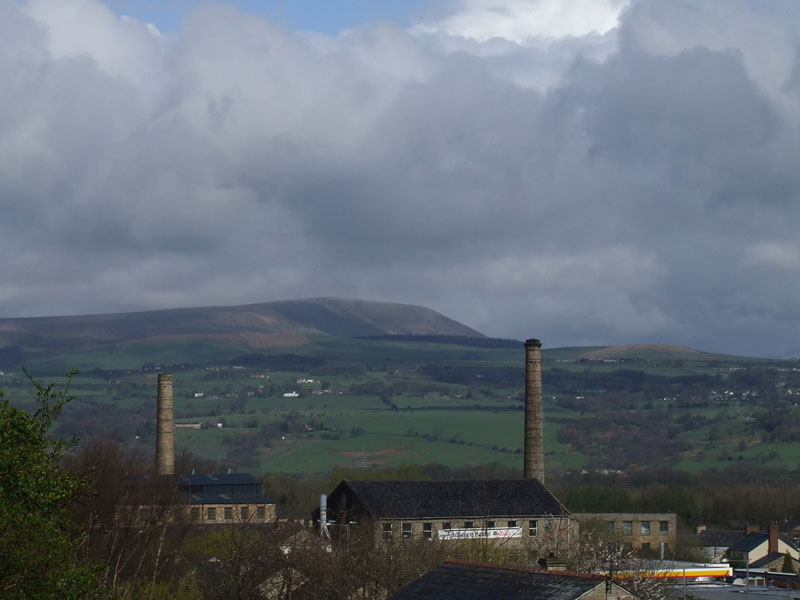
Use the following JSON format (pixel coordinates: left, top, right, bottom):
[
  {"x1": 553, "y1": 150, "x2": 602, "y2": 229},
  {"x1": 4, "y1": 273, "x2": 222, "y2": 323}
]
[
  {"x1": 726, "y1": 522, "x2": 799, "y2": 568},
  {"x1": 781, "y1": 520, "x2": 800, "y2": 545},
  {"x1": 317, "y1": 479, "x2": 576, "y2": 553},
  {"x1": 692, "y1": 526, "x2": 743, "y2": 562},
  {"x1": 387, "y1": 558, "x2": 639, "y2": 600}
]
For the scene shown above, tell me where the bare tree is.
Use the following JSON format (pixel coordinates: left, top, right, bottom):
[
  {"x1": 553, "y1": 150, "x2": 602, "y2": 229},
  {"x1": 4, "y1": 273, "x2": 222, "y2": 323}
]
[
  {"x1": 565, "y1": 526, "x2": 672, "y2": 600},
  {"x1": 65, "y1": 438, "x2": 194, "y2": 597}
]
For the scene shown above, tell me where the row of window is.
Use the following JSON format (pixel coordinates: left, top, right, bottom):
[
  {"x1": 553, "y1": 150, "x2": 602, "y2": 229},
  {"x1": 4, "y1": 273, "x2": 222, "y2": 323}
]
[
  {"x1": 641, "y1": 542, "x2": 667, "y2": 552},
  {"x1": 190, "y1": 505, "x2": 267, "y2": 522},
  {"x1": 606, "y1": 520, "x2": 669, "y2": 536},
  {"x1": 382, "y1": 519, "x2": 545, "y2": 540},
  {"x1": 615, "y1": 542, "x2": 668, "y2": 552}
]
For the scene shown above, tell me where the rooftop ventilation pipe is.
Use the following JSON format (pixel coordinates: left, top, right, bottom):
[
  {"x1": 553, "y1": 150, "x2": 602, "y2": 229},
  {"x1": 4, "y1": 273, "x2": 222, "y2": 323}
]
[{"x1": 320, "y1": 494, "x2": 330, "y2": 538}]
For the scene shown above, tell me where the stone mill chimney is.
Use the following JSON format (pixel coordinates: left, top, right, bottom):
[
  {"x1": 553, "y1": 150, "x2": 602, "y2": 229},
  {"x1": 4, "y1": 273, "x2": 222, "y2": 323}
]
[
  {"x1": 156, "y1": 373, "x2": 175, "y2": 476},
  {"x1": 524, "y1": 339, "x2": 544, "y2": 483}
]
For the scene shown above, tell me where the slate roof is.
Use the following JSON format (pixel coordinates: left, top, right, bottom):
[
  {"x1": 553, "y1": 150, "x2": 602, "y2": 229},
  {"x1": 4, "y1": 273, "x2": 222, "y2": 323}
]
[
  {"x1": 697, "y1": 529, "x2": 744, "y2": 548},
  {"x1": 179, "y1": 473, "x2": 273, "y2": 505},
  {"x1": 326, "y1": 479, "x2": 568, "y2": 520},
  {"x1": 781, "y1": 520, "x2": 800, "y2": 533},
  {"x1": 728, "y1": 532, "x2": 769, "y2": 553},
  {"x1": 387, "y1": 559, "x2": 622, "y2": 600},
  {"x1": 749, "y1": 552, "x2": 790, "y2": 569},
  {"x1": 131, "y1": 472, "x2": 273, "y2": 506},
  {"x1": 728, "y1": 532, "x2": 798, "y2": 553}
]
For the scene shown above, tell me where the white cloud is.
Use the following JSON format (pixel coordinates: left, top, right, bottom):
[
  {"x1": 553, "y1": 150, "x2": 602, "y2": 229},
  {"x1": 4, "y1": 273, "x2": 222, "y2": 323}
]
[
  {"x1": 412, "y1": 0, "x2": 631, "y2": 42},
  {"x1": 23, "y1": 0, "x2": 163, "y2": 88},
  {"x1": 619, "y1": 0, "x2": 800, "y2": 119},
  {"x1": 1, "y1": 0, "x2": 800, "y2": 357}
]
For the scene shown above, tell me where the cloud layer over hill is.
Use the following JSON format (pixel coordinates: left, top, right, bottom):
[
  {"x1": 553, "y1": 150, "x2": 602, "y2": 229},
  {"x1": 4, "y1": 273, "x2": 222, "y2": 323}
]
[{"x1": 2, "y1": 0, "x2": 800, "y2": 357}]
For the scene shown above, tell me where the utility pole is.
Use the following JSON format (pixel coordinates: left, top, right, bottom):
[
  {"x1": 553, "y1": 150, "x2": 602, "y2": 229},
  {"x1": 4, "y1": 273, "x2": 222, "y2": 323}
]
[
  {"x1": 746, "y1": 561, "x2": 750, "y2": 600},
  {"x1": 606, "y1": 543, "x2": 617, "y2": 600},
  {"x1": 682, "y1": 568, "x2": 686, "y2": 600}
]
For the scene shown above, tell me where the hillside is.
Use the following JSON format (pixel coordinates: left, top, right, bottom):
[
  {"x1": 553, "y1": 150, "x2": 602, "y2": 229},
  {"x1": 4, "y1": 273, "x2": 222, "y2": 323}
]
[
  {"x1": 1, "y1": 304, "x2": 796, "y2": 476},
  {"x1": 0, "y1": 297, "x2": 484, "y2": 368},
  {"x1": 576, "y1": 344, "x2": 706, "y2": 361}
]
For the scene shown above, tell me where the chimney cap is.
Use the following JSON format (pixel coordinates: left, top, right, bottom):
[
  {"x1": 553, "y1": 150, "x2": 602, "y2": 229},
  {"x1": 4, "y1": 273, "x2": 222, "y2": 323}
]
[{"x1": 525, "y1": 339, "x2": 542, "y2": 348}]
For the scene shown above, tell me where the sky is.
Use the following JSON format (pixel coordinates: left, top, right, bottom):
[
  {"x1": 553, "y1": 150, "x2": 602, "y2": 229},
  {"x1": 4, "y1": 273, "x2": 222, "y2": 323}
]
[{"x1": 2, "y1": 0, "x2": 800, "y2": 358}]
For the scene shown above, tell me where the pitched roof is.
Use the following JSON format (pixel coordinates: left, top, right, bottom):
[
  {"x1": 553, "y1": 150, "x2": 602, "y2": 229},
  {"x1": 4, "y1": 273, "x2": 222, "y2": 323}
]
[
  {"x1": 387, "y1": 559, "x2": 625, "y2": 600},
  {"x1": 329, "y1": 479, "x2": 568, "y2": 520},
  {"x1": 749, "y1": 552, "x2": 790, "y2": 569},
  {"x1": 728, "y1": 532, "x2": 769, "y2": 553},
  {"x1": 697, "y1": 529, "x2": 743, "y2": 548},
  {"x1": 728, "y1": 532, "x2": 798, "y2": 553},
  {"x1": 132, "y1": 472, "x2": 274, "y2": 505},
  {"x1": 180, "y1": 473, "x2": 273, "y2": 505},
  {"x1": 781, "y1": 520, "x2": 800, "y2": 533}
]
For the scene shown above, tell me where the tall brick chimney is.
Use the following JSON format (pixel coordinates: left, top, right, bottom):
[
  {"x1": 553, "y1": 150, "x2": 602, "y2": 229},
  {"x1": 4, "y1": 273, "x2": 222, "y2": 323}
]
[
  {"x1": 769, "y1": 521, "x2": 779, "y2": 554},
  {"x1": 524, "y1": 339, "x2": 544, "y2": 483},
  {"x1": 156, "y1": 373, "x2": 175, "y2": 476}
]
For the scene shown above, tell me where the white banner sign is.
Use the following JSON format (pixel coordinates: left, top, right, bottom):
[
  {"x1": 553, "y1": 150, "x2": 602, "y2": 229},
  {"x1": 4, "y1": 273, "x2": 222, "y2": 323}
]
[{"x1": 438, "y1": 527, "x2": 522, "y2": 541}]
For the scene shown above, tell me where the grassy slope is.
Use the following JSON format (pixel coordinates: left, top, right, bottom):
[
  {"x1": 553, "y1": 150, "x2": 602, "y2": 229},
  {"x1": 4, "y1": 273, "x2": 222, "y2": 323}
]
[
  {"x1": 0, "y1": 298, "x2": 482, "y2": 361},
  {"x1": 5, "y1": 323, "x2": 796, "y2": 476}
]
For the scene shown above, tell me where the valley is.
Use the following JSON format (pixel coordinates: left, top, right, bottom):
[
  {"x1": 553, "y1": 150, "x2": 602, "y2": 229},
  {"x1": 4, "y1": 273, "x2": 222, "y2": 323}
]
[{"x1": 3, "y1": 329, "x2": 798, "y2": 477}]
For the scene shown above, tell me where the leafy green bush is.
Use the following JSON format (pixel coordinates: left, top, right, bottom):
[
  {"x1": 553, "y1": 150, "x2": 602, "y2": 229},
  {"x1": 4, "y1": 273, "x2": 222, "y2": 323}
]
[{"x1": 0, "y1": 370, "x2": 101, "y2": 599}]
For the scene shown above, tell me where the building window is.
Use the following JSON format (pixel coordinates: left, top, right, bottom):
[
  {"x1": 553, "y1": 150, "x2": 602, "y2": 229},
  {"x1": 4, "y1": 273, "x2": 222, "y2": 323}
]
[
  {"x1": 606, "y1": 521, "x2": 615, "y2": 535},
  {"x1": 423, "y1": 523, "x2": 432, "y2": 540},
  {"x1": 486, "y1": 521, "x2": 496, "y2": 529},
  {"x1": 402, "y1": 522, "x2": 412, "y2": 539},
  {"x1": 442, "y1": 522, "x2": 451, "y2": 531},
  {"x1": 191, "y1": 507, "x2": 200, "y2": 522},
  {"x1": 241, "y1": 506, "x2": 249, "y2": 521},
  {"x1": 544, "y1": 520, "x2": 554, "y2": 532},
  {"x1": 641, "y1": 521, "x2": 650, "y2": 535},
  {"x1": 623, "y1": 521, "x2": 632, "y2": 535},
  {"x1": 659, "y1": 521, "x2": 669, "y2": 534},
  {"x1": 382, "y1": 523, "x2": 393, "y2": 539},
  {"x1": 507, "y1": 520, "x2": 517, "y2": 528},
  {"x1": 623, "y1": 543, "x2": 633, "y2": 552},
  {"x1": 208, "y1": 507, "x2": 216, "y2": 522},
  {"x1": 225, "y1": 507, "x2": 233, "y2": 521},
  {"x1": 257, "y1": 506, "x2": 265, "y2": 520},
  {"x1": 529, "y1": 520, "x2": 538, "y2": 536},
  {"x1": 641, "y1": 543, "x2": 651, "y2": 552},
  {"x1": 464, "y1": 521, "x2": 474, "y2": 529}
]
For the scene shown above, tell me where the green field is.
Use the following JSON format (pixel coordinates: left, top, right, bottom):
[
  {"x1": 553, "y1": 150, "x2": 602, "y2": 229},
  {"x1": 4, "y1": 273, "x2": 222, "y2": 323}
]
[{"x1": 3, "y1": 334, "x2": 799, "y2": 477}]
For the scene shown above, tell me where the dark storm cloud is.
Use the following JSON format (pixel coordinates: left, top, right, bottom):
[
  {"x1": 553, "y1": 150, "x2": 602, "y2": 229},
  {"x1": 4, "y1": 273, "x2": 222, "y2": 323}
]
[{"x1": 1, "y1": 0, "x2": 799, "y2": 357}]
